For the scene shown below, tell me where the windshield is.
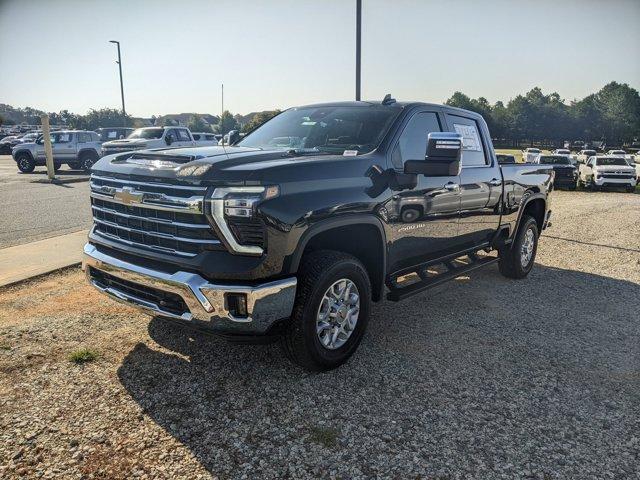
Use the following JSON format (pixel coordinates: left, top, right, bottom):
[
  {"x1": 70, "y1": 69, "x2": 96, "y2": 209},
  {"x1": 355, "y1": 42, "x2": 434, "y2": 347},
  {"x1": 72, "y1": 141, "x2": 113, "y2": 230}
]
[
  {"x1": 582, "y1": 150, "x2": 596, "y2": 155},
  {"x1": 595, "y1": 157, "x2": 628, "y2": 166},
  {"x1": 539, "y1": 156, "x2": 571, "y2": 165},
  {"x1": 237, "y1": 106, "x2": 401, "y2": 154},
  {"x1": 556, "y1": 150, "x2": 570, "y2": 154},
  {"x1": 610, "y1": 150, "x2": 626, "y2": 155},
  {"x1": 527, "y1": 149, "x2": 541, "y2": 153},
  {"x1": 128, "y1": 128, "x2": 163, "y2": 139}
]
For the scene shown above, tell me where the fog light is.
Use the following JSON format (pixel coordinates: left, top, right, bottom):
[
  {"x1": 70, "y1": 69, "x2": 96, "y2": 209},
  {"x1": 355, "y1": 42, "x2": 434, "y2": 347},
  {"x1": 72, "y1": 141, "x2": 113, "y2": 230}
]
[{"x1": 227, "y1": 293, "x2": 248, "y2": 318}]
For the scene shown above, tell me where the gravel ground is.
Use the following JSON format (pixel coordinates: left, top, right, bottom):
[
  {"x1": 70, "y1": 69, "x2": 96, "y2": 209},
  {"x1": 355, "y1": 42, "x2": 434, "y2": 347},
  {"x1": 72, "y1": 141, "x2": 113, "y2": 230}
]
[{"x1": 1, "y1": 190, "x2": 639, "y2": 479}]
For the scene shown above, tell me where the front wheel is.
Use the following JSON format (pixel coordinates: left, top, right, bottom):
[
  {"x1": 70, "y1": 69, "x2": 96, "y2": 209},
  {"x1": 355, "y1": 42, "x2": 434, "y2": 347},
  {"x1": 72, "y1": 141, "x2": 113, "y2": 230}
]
[
  {"x1": 498, "y1": 215, "x2": 539, "y2": 279},
  {"x1": 280, "y1": 250, "x2": 371, "y2": 371},
  {"x1": 79, "y1": 151, "x2": 98, "y2": 172},
  {"x1": 626, "y1": 185, "x2": 636, "y2": 193},
  {"x1": 15, "y1": 153, "x2": 35, "y2": 173}
]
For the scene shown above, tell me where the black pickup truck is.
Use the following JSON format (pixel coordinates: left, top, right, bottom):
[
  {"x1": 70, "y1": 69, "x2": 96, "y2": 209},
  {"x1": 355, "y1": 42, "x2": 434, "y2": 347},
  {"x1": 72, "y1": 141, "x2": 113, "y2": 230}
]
[{"x1": 82, "y1": 99, "x2": 553, "y2": 370}]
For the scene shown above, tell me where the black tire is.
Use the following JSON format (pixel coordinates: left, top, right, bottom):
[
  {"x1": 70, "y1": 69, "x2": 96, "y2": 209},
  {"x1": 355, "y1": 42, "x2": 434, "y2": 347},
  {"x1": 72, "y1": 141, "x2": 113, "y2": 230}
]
[
  {"x1": 79, "y1": 151, "x2": 98, "y2": 172},
  {"x1": 498, "y1": 215, "x2": 539, "y2": 279},
  {"x1": 626, "y1": 185, "x2": 635, "y2": 193},
  {"x1": 53, "y1": 162, "x2": 62, "y2": 172},
  {"x1": 280, "y1": 250, "x2": 371, "y2": 371},
  {"x1": 15, "y1": 153, "x2": 35, "y2": 173}
]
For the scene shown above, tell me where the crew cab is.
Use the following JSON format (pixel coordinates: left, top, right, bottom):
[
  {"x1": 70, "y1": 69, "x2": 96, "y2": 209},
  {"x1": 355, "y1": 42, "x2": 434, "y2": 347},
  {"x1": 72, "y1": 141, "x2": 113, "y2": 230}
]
[
  {"x1": 12, "y1": 130, "x2": 102, "y2": 172},
  {"x1": 531, "y1": 154, "x2": 577, "y2": 189},
  {"x1": 577, "y1": 156, "x2": 637, "y2": 192},
  {"x1": 191, "y1": 132, "x2": 219, "y2": 146},
  {"x1": 522, "y1": 147, "x2": 542, "y2": 163},
  {"x1": 101, "y1": 127, "x2": 195, "y2": 155},
  {"x1": 82, "y1": 99, "x2": 553, "y2": 371},
  {"x1": 576, "y1": 149, "x2": 597, "y2": 165}
]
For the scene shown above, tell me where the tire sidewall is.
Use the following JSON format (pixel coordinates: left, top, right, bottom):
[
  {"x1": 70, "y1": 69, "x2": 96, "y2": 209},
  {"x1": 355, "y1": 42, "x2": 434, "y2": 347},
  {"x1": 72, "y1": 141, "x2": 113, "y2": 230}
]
[
  {"x1": 80, "y1": 152, "x2": 97, "y2": 172},
  {"x1": 513, "y1": 218, "x2": 539, "y2": 276},
  {"x1": 299, "y1": 260, "x2": 371, "y2": 369}
]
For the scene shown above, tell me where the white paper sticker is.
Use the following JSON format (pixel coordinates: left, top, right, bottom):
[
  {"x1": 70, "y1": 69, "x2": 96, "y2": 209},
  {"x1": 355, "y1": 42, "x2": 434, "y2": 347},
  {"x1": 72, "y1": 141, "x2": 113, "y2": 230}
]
[
  {"x1": 453, "y1": 123, "x2": 481, "y2": 152},
  {"x1": 343, "y1": 150, "x2": 358, "y2": 156}
]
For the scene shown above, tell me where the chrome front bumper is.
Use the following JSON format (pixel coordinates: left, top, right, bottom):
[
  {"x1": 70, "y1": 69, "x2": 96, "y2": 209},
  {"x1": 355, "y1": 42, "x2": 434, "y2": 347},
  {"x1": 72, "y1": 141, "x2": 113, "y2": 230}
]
[{"x1": 82, "y1": 244, "x2": 297, "y2": 334}]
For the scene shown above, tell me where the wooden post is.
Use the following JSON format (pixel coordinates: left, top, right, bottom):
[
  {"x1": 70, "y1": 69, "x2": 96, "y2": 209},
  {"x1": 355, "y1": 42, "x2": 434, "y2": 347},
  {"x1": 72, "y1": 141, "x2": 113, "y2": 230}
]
[{"x1": 40, "y1": 115, "x2": 55, "y2": 180}]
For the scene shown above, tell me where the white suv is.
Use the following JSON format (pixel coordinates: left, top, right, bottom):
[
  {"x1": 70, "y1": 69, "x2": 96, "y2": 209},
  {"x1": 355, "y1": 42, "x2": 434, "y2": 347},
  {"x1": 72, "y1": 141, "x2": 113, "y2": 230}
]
[
  {"x1": 101, "y1": 127, "x2": 195, "y2": 155},
  {"x1": 577, "y1": 156, "x2": 637, "y2": 192}
]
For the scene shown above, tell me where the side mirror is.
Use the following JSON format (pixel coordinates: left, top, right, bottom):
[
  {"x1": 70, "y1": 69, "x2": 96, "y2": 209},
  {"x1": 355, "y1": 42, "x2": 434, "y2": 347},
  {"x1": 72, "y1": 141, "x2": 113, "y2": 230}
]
[
  {"x1": 165, "y1": 135, "x2": 173, "y2": 145},
  {"x1": 227, "y1": 129, "x2": 240, "y2": 145},
  {"x1": 404, "y1": 132, "x2": 463, "y2": 176}
]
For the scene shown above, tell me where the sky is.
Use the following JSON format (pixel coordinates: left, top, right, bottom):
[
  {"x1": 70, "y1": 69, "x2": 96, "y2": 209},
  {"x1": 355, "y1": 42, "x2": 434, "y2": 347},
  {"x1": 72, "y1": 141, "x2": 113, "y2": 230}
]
[{"x1": 1, "y1": 0, "x2": 639, "y2": 117}]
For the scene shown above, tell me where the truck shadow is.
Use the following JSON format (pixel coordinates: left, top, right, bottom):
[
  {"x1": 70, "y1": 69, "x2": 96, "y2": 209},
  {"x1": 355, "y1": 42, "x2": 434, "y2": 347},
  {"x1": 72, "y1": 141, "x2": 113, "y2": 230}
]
[{"x1": 117, "y1": 264, "x2": 640, "y2": 477}]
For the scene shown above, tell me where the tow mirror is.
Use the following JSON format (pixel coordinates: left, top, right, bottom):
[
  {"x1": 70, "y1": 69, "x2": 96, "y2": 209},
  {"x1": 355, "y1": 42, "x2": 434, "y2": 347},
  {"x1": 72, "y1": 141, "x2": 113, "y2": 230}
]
[
  {"x1": 404, "y1": 132, "x2": 463, "y2": 176},
  {"x1": 165, "y1": 135, "x2": 173, "y2": 146}
]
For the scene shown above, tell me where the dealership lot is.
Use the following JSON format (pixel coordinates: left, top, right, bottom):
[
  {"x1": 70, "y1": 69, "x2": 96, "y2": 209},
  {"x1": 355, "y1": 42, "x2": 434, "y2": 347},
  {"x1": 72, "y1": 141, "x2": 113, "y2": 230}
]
[
  {"x1": 0, "y1": 190, "x2": 638, "y2": 479},
  {"x1": 0, "y1": 156, "x2": 91, "y2": 248}
]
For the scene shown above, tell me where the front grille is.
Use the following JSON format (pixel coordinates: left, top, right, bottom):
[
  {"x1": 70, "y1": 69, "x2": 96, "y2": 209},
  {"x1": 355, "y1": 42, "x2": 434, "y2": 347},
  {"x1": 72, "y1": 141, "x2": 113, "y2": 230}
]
[
  {"x1": 90, "y1": 174, "x2": 222, "y2": 257},
  {"x1": 89, "y1": 267, "x2": 188, "y2": 316},
  {"x1": 601, "y1": 174, "x2": 634, "y2": 179}
]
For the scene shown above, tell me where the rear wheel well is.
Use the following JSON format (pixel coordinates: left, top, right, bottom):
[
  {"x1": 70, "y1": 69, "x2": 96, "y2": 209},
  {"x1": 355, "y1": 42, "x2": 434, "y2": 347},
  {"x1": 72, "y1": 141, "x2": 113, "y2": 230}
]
[
  {"x1": 521, "y1": 198, "x2": 545, "y2": 231},
  {"x1": 300, "y1": 224, "x2": 385, "y2": 301}
]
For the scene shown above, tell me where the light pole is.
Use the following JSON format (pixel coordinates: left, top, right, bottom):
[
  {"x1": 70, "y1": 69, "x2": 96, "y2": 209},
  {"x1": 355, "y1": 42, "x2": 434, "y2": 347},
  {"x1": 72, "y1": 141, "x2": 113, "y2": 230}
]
[
  {"x1": 109, "y1": 40, "x2": 126, "y2": 121},
  {"x1": 355, "y1": 0, "x2": 361, "y2": 101}
]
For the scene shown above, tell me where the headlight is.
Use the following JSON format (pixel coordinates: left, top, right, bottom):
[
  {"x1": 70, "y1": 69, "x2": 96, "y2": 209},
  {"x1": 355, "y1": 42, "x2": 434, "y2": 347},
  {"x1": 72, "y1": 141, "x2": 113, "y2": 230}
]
[{"x1": 206, "y1": 186, "x2": 279, "y2": 255}]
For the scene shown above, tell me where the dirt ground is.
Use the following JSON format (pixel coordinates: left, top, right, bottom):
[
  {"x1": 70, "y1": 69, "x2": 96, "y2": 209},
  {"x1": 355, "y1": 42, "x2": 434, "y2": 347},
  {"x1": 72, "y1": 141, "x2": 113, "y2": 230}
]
[{"x1": 1, "y1": 190, "x2": 639, "y2": 479}]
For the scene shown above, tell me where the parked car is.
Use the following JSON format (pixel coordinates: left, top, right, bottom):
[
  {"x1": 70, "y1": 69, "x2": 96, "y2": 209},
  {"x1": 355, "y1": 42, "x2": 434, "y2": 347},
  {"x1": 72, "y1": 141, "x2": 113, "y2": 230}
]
[
  {"x1": 577, "y1": 156, "x2": 637, "y2": 192},
  {"x1": 522, "y1": 147, "x2": 542, "y2": 163},
  {"x1": 570, "y1": 141, "x2": 585, "y2": 152},
  {"x1": 83, "y1": 99, "x2": 554, "y2": 371},
  {"x1": 496, "y1": 153, "x2": 516, "y2": 164},
  {"x1": 191, "y1": 132, "x2": 219, "y2": 146},
  {"x1": 101, "y1": 127, "x2": 195, "y2": 155},
  {"x1": 576, "y1": 149, "x2": 597, "y2": 165},
  {"x1": 552, "y1": 148, "x2": 571, "y2": 157},
  {"x1": 531, "y1": 154, "x2": 577, "y2": 189},
  {"x1": 95, "y1": 127, "x2": 134, "y2": 142},
  {"x1": 12, "y1": 130, "x2": 102, "y2": 172},
  {"x1": 0, "y1": 135, "x2": 23, "y2": 154}
]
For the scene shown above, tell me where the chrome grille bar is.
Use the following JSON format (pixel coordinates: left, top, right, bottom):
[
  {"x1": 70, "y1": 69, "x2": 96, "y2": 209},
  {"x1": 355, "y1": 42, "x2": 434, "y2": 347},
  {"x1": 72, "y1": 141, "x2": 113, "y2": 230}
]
[
  {"x1": 93, "y1": 218, "x2": 220, "y2": 245},
  {"x1": 91, "y1": 204, "x2": 211, "y2": 230},
  {"x1": 91, "y1": 175, "x2": 208, "y2": 192},
  {"x1": 90, "y1": 186, "x2": 203, "y2": 213}
]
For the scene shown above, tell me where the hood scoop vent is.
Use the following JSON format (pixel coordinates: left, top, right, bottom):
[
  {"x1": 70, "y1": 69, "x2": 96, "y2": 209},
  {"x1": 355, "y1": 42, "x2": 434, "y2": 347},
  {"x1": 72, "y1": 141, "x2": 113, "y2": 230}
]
[{"x1": 113, "y1": 152, "x2": 198, "y2": 168}]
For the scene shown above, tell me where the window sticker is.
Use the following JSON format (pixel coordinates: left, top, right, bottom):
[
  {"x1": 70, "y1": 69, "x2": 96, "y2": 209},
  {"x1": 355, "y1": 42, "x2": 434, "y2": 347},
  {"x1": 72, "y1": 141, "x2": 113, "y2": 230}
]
[{"x1": 453, "y1": 123, "x2": 481, "y2": 152}]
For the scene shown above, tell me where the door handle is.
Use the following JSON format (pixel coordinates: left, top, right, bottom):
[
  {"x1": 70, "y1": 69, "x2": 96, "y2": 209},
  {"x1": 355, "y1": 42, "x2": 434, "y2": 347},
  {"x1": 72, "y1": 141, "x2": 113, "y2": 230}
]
[
  {"x1": 443, "y1": 182, "x2": 460, "y2": 192},
  {"x1": 489, "y1": 178, "x2": 502, "y2": 187}
]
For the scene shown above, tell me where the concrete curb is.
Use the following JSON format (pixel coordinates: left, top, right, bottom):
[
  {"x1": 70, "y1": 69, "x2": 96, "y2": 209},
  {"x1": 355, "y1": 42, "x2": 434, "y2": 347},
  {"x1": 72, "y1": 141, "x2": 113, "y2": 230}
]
[
  {"x1": 0, "y1": 230, "x2": 88, "y2": 287},
  {"x1": 31, "y1": 176, "x2": 90, "y2": 185},
  {"x1": 0, "y1": 262, "x2": 81, "y2": 289}
]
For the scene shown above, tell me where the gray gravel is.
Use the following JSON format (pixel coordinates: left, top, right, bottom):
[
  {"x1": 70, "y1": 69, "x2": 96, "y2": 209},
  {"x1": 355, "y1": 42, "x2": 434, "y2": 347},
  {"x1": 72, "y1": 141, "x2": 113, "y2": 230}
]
[{"x1": 1, "y1": 190, "x2": 639, "y2": 479}]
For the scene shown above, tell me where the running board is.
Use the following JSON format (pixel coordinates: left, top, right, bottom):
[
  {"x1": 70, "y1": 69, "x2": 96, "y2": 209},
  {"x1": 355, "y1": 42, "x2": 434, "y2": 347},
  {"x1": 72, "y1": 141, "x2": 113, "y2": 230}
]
[{"x1": 386, "y1": 255, "x2": 498, "y2": 302}]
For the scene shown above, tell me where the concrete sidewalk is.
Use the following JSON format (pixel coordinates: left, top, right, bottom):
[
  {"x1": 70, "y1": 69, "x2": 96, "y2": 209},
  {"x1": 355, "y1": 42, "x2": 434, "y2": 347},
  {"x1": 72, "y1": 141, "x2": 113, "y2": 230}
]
[{"x1": 0, "y1": 230, "x2": 88, "y2": 287}]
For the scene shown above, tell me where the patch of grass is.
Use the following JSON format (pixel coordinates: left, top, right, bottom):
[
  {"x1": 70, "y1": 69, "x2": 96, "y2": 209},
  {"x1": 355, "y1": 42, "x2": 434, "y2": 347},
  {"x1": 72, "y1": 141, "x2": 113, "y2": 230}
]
[
  {"x1": 308, "y1": 425, "x2": 339, "y2": 447},
  {"x1": 69, "y1": 348, "x2": 98, "y2": 364}
]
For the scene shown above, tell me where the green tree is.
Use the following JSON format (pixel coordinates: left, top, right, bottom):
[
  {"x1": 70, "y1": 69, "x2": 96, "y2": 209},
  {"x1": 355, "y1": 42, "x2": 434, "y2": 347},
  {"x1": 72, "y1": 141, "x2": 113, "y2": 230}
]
[
  {"x1": 216, "y1": 110, "x2": 239, "y2": 135},
  {"x1": 188, "y1": 115, "x2": 212, "y2": 133},
  {"x1": 82, "y1": 108, "x2": 133, "y2": 129},
  {"x1": 241, "y1": 110, "x2": 281, "y2": 133}
]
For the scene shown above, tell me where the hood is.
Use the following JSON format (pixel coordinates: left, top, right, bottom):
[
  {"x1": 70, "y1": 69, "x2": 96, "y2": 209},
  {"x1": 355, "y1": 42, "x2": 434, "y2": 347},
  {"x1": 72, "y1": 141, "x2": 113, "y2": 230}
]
[
  {"x1": 91, "y1": 145, "x2": 364, "y2": 185},
  {"x1": 593, "y1": 164, "x2": 635, "y2": 172},
  {"x1": 103, "y1": 138, "x2": 153, "y2": 147}
]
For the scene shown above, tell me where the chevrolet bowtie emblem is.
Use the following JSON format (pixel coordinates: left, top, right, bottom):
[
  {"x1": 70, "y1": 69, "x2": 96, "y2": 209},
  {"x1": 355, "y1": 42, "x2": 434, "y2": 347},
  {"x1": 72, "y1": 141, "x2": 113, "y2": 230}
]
[{"x1": 114, "y1": 187, "x2": 144, "y2": 205}]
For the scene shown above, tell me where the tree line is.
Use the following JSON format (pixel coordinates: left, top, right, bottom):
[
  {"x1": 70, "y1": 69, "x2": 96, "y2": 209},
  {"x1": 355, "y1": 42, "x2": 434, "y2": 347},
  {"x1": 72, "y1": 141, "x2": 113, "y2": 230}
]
[{"x1": 445, "y1": 81, "x2": 640, "y2": 148}]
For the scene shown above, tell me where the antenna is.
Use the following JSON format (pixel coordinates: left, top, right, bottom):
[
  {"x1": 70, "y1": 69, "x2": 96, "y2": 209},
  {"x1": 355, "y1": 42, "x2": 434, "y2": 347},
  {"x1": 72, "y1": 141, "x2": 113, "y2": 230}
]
[{"x1": 382, "y1": 93, "x2": 396, "y2": 105}]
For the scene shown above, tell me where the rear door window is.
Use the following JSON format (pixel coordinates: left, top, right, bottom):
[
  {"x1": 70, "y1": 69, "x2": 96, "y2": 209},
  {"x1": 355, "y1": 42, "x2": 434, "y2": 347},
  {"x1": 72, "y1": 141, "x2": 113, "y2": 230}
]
[
  {"x1": 177, "y1": 129, "x2": 191, "y2": 141},
  {"x1": 444, "y1": 114, "x2": 488, "y2": 167}
]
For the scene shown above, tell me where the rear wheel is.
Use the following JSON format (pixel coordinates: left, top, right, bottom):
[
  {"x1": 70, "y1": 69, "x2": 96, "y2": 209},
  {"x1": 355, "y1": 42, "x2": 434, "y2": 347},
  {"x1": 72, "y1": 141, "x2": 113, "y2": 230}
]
[
  {"x1": 498, "y1": 215, "x2": 539, "y2": 279},
  {"x1": 79, "y1": 151, "x2": 98, "y2": 172},
  {"x1": 280, "y1": 250, "x2": 371, "y2": 371},
  {"x1": 16, "y1": 153, "x2": 35, "y2": 173},
  {"x1": 626, "y1": 185, "x2": 636, "y2": 193}
]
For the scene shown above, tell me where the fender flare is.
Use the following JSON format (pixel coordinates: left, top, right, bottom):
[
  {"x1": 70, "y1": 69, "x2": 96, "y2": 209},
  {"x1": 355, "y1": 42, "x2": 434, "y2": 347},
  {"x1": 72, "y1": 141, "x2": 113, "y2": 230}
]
[
  {"x1": 12, "y1": 148, "x2": 34, "y2": 160},
  {"x1": 513, "y1": 191, "x2": 547, "y2": 240},
  {"x1": 77, "y1": 148, "x2": 100, "y2": 159},
  {"x1": 287, "y1": 214, "x2": 387, "y2": 301}
]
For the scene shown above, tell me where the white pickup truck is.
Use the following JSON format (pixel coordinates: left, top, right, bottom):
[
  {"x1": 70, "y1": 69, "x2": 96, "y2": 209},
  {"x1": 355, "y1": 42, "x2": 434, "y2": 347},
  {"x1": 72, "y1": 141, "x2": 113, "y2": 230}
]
[
  {"x1": 522, "y1": 147, "x2": 542, "y2": 163},
  {"x1": 101, "y1": 127, "x2": 195, "y2": 155},
  {"x1": 577, "y1": 156, "x2": 637, "y2": 192}
]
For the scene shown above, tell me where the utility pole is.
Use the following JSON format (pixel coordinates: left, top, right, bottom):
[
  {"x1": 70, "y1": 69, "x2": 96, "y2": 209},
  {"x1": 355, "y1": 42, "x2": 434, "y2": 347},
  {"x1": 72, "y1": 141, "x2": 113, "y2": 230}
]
[
  {"x1": 355, "y1": 0, "x2": 362, "y2": 101},
  {"x1": 221, "y1": 83, "x2": 224, "y2": 117},
  {"x1": 109, "y1": 40, "x2": 126, "y2": 123}
]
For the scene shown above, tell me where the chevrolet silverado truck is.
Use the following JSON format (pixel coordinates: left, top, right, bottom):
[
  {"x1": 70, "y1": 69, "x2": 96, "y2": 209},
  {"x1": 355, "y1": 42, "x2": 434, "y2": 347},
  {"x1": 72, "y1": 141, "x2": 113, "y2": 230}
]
[
  {"x1": 577, "y1": 155, "x2": 637, "y2": 192},
  {"x1": 101, "y1": 127, "x2": 195, "y2": 156},
  {"x1": 82, "y1": 99, "x2": 553, "y2": 370}
]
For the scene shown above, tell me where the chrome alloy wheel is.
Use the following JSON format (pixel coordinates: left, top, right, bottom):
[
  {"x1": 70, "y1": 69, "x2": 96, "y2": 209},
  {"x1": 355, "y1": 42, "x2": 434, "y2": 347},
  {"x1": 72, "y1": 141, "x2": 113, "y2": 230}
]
[
  {"x1": 520, "y1": 228, "x2": 536, "y2": 268},
  {"x1": 316, "y1": 279, "x2": 360, "y2": 350}
]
